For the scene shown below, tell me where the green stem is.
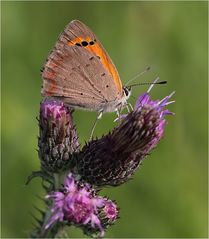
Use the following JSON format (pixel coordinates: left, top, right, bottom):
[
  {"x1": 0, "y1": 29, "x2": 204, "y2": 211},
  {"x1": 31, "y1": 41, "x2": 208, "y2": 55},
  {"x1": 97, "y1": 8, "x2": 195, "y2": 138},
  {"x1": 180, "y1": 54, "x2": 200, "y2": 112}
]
[{"x1": 54, "y1": 173, "x2": 60, "y2": 190}]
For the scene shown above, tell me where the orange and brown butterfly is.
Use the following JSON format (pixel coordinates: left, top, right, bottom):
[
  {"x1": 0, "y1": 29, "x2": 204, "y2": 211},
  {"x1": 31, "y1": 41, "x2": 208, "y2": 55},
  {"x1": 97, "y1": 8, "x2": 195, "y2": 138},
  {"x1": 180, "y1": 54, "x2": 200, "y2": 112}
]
[{"x1": 41, "y1": 20, "x2": 131, "y2": 115}]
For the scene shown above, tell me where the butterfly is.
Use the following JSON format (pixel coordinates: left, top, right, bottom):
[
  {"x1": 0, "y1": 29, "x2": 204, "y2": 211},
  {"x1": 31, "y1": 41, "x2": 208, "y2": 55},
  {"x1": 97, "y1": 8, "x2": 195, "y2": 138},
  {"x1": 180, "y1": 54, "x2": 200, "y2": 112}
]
[{"x1": 41, "y1": 20, "x2": 131, "y2": 120}]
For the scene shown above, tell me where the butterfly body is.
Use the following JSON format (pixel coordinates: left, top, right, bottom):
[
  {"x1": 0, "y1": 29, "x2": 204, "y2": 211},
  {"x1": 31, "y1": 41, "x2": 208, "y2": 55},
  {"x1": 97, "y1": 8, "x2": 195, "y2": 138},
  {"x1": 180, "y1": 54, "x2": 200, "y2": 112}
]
[{"x1": 41, "y1": 20, "x2": 130, "y2": 114}]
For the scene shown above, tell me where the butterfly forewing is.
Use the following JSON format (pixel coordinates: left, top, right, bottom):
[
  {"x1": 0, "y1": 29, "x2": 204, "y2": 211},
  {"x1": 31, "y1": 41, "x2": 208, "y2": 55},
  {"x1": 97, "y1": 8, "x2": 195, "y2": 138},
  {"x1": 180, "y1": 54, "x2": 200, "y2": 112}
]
[{"x1": 42, "y1": 20, "x2": 123, "y2": 112}]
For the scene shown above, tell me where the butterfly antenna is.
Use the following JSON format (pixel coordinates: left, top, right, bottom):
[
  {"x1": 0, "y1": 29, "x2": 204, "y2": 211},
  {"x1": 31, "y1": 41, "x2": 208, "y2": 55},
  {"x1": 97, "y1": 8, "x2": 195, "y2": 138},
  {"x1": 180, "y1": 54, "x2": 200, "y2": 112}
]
[
  {"x1": 147, "y1": 77, "x2": 160, "y2": 92},
  {"x1": 125, "y1": 66, "x2": 151, "y2": 86},
  {"x1": 128, "y1": 79, "x2": 167, "y2": 89}
]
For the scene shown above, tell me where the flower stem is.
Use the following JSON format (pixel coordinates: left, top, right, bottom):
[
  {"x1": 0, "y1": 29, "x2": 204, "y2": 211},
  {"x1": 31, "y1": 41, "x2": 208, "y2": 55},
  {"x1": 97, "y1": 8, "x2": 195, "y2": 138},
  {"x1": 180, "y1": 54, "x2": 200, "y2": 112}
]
[{"x1": 53, "y1": 173, "x2": 60, "y2": 190}]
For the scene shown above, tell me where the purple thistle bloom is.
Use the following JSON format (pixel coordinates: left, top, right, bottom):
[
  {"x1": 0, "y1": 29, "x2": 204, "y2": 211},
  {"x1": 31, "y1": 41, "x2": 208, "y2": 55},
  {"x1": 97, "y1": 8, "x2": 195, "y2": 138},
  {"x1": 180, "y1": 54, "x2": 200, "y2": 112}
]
[
  {"x1": 41, "y1": 99, "x2": 66, "y2": 120},
  {"x1": 135, "y1": 91, "x2": 175, "y2": 117},
  {"x1": 75, "y1": 84, "x2": 175, "y2": 186},
  {"x1": 103, "y1": 201, "x2": 118, "y2": 221},
  {"x1": 135, "y1": 91, "x2": 175, "y2": 153},
  {"x1": 44, "y1": 174, "x2": 119, "y2": 237}
]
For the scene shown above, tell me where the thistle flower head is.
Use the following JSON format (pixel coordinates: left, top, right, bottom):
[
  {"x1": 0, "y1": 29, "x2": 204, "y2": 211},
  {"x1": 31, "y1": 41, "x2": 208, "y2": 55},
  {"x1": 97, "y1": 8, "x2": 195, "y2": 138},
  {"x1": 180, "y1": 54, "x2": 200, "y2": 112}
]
[
  {"x1": 103, "y1": 201, "x2": 118, "y2": 221},
  {"x1": 44, "y1": 174, "x2": 119, "y2": 237},
  {"x1": 134, "y1": 91, "x2": 175, "y2": 152},
  {"x1": 75, "y1": 83, "x2": 175, "y2": 186},
  {"x1": 38, "y1": 99, "x2": 79, "y2": 173}
]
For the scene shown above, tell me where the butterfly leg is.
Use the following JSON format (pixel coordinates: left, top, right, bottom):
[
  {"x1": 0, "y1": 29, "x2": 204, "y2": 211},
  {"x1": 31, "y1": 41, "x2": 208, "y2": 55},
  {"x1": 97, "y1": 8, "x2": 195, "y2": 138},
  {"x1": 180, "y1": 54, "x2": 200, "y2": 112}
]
[
  {"x1": 89, "y1": 111, "x2": 103, "y2": 140},
  {"x1": 114, "y1": 108, "x2": 122, "y2": 122},
  {"x1": 116, "y1": 108, "x2": 120, "y2": 118},
  {"x1": 125, "y1": 102, "x2": 133, "y2": 113},
  {"x1": 128, "y1": 103, "x2": 133, "y2": 111},
  {"x1": 126, "y1": 104, "x2": 130, "y2": 113}
]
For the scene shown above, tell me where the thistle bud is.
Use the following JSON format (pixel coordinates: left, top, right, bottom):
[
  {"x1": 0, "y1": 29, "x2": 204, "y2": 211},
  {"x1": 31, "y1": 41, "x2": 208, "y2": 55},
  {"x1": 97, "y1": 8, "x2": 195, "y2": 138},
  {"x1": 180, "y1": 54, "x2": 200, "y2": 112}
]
[{"x1": 38, "y1": 99, "x2": 79, "y2": 173}]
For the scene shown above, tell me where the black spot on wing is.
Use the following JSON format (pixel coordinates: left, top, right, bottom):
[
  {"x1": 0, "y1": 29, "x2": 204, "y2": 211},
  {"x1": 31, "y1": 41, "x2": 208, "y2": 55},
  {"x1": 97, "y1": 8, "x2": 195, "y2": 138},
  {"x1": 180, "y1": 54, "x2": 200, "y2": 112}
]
[{"x1": 81, "y1": 41, "x2": 88, "y2": 46}]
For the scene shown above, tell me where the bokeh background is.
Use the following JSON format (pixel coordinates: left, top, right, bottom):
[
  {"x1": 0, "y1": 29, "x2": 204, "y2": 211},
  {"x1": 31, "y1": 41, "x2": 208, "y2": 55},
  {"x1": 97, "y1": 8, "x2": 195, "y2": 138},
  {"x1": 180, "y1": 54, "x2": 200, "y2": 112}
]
[{"x1": 2, "y1": 1, "x2": 208, "y2": 238}]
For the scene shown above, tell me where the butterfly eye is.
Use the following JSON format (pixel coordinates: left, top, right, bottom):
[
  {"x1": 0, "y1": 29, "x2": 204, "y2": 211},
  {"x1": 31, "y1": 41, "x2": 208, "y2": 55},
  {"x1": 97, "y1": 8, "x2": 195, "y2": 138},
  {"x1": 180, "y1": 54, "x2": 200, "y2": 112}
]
[{"x1": 123, "y1": 87, "x2": 130, "y2": 97}]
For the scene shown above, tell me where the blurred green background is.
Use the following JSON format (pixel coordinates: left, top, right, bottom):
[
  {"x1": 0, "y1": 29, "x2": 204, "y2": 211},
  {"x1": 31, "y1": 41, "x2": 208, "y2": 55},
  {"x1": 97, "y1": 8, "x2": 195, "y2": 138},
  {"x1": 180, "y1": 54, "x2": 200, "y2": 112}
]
[{"x1": 2, "y1": 1, "x2": 208, "y2": 238}]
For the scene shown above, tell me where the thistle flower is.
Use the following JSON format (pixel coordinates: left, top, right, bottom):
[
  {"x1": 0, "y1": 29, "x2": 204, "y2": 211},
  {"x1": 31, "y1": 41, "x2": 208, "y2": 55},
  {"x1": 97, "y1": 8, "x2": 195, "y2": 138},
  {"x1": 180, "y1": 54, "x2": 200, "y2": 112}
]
[
  {"x1": 103, "y1": 201, "x2": 118, "y2": 221},
  {"x1": 135, "y1": 91, "x2": 174, "y2": 153},
  {"x1": 43, "y1": 174, "x2": 119, "y2": 237},
  {"x1": 31, "y1": 81, "x2": 174, "y2": 238},
  {"x1": 38, "y1": 99, "x2": 79, "y2": 173},
  {"x1": 75, "y1": 87, "x2": 175, "y2": 186}
]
